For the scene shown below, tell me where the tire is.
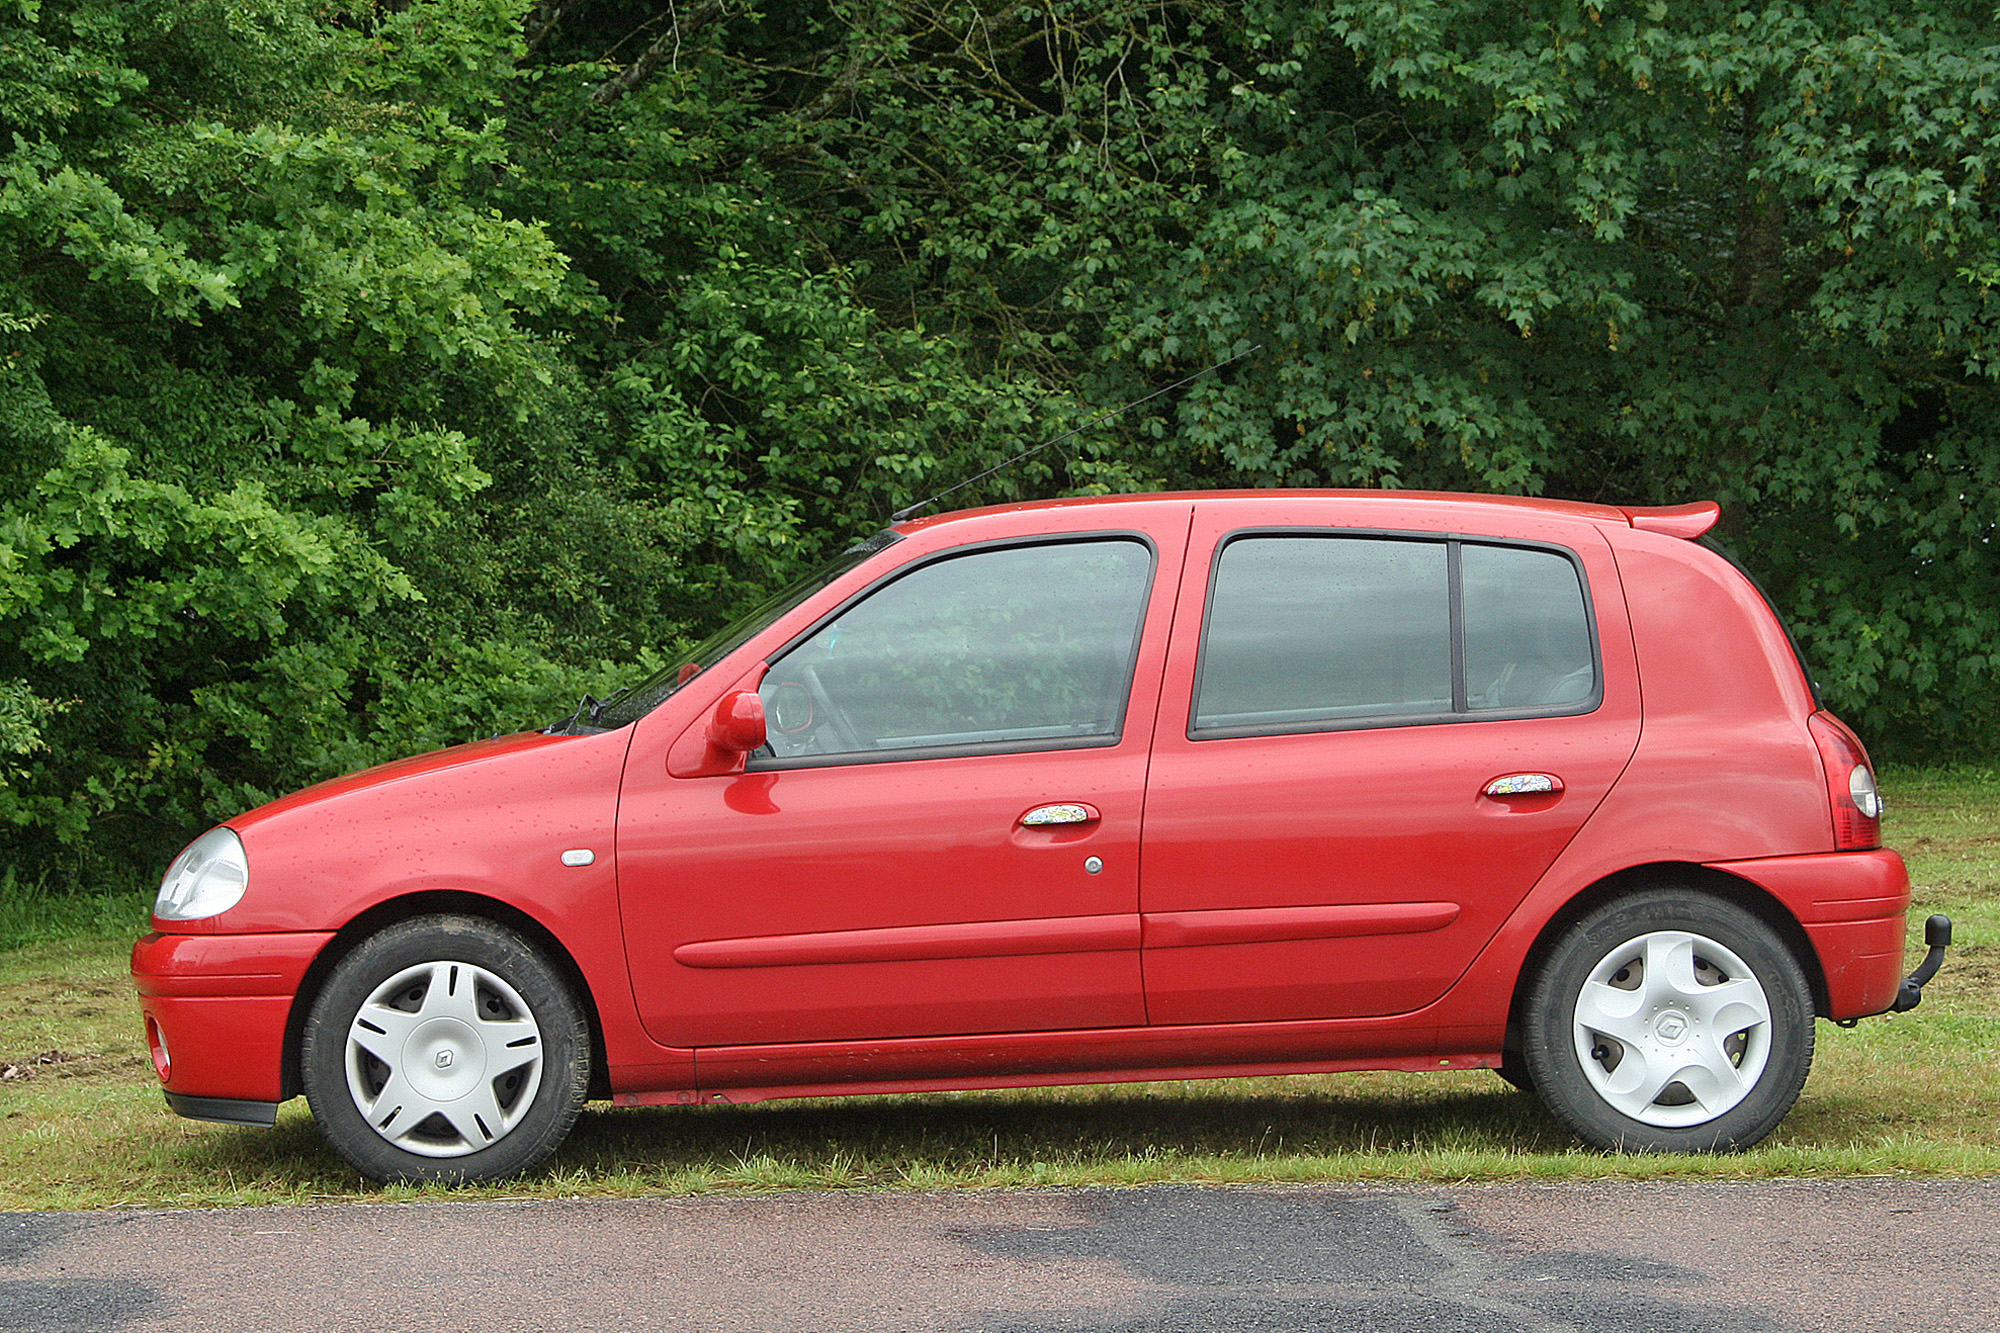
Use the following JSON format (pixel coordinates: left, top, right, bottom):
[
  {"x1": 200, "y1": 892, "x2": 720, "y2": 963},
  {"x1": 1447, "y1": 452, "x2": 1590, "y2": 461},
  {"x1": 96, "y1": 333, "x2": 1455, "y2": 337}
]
[
  {"x1": 300, "y1": 915, "x2": 590, "y2": 1183},
  {"x1": 1521, "y1": 890, "x2": 1813, "y2": 1153},
  {"x1": 1494, "y1": 1048, "x2": 1535, "y2": 1094}
]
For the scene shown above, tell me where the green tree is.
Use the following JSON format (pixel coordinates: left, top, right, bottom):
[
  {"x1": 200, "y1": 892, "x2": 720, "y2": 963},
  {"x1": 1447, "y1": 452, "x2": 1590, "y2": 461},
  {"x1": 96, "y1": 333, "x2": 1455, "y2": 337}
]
[
  {"x1": 747, "y1": 0, "x2": 2000, "y2": 752},
  {"x1": 0, "y1": 2, "x2": 606, "y2": 878},
  {"x1": 6, "y1": 0, "x2": 1997, "y2": 893}
]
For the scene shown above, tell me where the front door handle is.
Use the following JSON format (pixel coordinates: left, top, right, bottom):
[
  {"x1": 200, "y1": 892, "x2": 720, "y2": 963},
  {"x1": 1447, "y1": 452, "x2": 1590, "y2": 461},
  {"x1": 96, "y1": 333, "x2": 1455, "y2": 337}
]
[
  {"x1": 1019, "y1": 803, "x2": 1101, "y2": 827},
  {"x1": 1483, "y1": 773, "x2": 1565, "y2": 798}
]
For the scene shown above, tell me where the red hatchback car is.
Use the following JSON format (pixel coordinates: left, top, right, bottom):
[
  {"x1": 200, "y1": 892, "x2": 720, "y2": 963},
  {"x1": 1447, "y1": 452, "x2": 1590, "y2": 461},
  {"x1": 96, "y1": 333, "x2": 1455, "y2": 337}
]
[{"x1": 132, "y1": 491, "x2": 1946, "y2": 1181}]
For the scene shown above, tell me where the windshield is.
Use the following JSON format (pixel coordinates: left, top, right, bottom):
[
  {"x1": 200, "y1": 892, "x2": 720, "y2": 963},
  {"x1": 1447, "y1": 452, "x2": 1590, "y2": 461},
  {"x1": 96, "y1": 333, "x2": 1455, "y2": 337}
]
[{"x1": 585, "y1": 530, "x2": 902, "y2": 731}]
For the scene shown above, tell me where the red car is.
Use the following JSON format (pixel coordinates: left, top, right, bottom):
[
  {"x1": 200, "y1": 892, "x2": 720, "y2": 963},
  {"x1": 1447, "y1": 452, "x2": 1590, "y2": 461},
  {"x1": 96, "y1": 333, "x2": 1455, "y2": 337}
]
[{"x1": 131, "y1": 491, "x2": 1947, "y2": 1182}]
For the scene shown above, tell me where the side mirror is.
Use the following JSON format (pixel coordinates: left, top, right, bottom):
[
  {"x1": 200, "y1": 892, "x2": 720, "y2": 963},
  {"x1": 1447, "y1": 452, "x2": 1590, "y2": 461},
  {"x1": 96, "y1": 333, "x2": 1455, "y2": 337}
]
[{"x1": 705, "y1": 690, "x2": 767, "y2": 760}]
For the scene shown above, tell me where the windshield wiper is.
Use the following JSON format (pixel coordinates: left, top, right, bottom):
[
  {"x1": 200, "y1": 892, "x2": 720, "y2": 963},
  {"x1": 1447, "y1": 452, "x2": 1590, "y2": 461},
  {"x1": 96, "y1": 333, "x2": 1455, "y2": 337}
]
[
  {"x1": 588, "y1": 687, "x2": 632, "y2": 725},
  {"x1": 544, "y1": 686, "x2": 632, "y2": 735}
]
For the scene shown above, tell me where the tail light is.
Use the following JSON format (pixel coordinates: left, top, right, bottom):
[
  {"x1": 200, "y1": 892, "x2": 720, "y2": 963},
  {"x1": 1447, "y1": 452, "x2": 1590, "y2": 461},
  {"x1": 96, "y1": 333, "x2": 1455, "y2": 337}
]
[{"x1": 1808, "y1": 712, "x2": 1882, "y2": 850}]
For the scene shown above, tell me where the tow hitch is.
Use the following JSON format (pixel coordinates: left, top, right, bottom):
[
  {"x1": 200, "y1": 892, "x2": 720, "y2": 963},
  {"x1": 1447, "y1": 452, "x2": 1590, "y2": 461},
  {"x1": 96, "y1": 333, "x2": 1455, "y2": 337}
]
[{"x1": 1890, "y1": 914, "x2": 1954, "y2": 1013}]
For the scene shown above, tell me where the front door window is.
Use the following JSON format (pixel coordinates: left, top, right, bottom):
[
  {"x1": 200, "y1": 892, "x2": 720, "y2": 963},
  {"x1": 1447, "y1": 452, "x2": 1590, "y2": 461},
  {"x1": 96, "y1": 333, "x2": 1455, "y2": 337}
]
[{"x1": 760, "y1": 538, "x2": 1154, "y2": 762}]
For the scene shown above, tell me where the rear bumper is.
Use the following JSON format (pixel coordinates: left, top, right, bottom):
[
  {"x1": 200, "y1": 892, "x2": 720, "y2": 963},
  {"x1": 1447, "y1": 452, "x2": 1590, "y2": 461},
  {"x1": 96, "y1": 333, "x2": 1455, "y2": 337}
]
[
  {"x1": 1705, "y1": 849, "x2": 1911, "y2": 1020},
  {"x1": 131, "y1": 930, "x2": 334, "y2": 1106}
]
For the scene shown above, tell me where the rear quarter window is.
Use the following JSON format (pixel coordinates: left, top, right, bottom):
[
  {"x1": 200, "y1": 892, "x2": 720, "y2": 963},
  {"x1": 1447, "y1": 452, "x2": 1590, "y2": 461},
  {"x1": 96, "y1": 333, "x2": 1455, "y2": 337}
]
[{"x1": 1461, "y1": 542, "x2": 1597, "y2": 712}]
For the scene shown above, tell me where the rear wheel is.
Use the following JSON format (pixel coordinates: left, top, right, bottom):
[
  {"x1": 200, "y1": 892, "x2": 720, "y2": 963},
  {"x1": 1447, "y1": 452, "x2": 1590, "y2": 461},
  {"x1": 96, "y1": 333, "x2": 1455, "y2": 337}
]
[
  {"x1": 300, "y1": 915, "x2": 590, "y2": 1183},
  {"x1": 1522, "y1": 890, "x2": 1813, "y2": 1153}
]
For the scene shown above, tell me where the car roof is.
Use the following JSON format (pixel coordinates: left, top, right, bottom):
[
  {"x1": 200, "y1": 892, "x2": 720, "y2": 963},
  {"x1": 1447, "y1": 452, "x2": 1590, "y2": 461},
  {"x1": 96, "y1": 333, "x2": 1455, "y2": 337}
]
[{"x1": 894, "y1": 490, "x2": 1719, "y2": 539}]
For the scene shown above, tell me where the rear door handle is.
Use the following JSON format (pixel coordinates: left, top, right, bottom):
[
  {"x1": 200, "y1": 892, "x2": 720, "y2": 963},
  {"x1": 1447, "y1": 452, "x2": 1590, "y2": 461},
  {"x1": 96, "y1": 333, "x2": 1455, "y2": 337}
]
[{"x1": 1019, "y1": 803, "x2": 1101, "y2": 827}]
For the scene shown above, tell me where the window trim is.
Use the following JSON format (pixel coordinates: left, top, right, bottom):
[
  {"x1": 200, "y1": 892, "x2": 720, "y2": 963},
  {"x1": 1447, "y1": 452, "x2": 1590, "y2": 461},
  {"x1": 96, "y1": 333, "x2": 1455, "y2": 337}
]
[
  {"x1": 1187, "y1": 527, "x2": 1604, "y2": 741},
  {"x1": 748, "y1": 531, "x2": 1161, "y2": 771}
]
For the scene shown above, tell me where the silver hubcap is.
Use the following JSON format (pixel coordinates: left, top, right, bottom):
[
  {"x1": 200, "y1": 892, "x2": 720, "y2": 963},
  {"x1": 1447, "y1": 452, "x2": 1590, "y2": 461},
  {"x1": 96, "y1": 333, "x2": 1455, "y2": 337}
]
[
  {"x1": 1571, "y1": 930, "x2": 1772, "y2": 1127},
  {"x1": 344, "y1": 961, "x2": 544, "y2": 1158}
]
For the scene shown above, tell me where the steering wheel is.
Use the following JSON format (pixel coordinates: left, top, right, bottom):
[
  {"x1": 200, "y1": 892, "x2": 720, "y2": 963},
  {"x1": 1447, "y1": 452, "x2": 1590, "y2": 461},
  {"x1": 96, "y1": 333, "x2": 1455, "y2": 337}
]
[{"x1": 797, "y1": 662, "x2": 866, "y2": 753}]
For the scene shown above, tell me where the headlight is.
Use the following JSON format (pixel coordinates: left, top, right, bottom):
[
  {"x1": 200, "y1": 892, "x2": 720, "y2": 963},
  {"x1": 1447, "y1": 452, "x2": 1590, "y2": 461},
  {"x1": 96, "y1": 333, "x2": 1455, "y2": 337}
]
[{"x1": 155, "y1": 827, "x2": 249, "y2": 921}]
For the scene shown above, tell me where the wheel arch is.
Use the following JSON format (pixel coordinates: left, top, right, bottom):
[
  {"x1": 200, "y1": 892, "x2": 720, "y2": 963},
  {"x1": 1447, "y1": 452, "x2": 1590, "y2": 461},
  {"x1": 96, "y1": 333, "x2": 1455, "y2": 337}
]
[
  {"x1": 280, "y1": 891, "x2": 612, "y2": 1103},
  {"x1": 1504, "y1": 861, "x2": 1831, "y2": 1053}
]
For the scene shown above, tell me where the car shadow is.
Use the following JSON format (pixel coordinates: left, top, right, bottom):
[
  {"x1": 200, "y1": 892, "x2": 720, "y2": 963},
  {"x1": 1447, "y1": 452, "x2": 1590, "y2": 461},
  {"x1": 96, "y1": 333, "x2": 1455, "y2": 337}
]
[{"x1": 173, "y1": 1075, "x2": 1580, "y2": 1192}]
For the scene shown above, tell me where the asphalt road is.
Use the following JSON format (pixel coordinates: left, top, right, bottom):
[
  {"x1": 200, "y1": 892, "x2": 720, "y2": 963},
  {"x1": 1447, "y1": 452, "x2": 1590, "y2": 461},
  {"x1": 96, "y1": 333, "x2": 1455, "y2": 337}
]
[{"x1": 3, "y1": 1178, "x2": 1994, "y2": 1332}]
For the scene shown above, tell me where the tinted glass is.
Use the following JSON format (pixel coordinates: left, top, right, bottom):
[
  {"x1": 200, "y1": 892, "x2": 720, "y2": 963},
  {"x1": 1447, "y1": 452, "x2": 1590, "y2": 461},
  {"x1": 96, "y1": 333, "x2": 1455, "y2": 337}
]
[
  {"x1": 761, "y1": 539, "x2": 1152, "y2": 760},
  {"x1": 1194, "y1": 537, "x2": 1451, "y2": 732},
  {"x1": 1462, "y1": 543, "x2": 1595, "y2": 711}
]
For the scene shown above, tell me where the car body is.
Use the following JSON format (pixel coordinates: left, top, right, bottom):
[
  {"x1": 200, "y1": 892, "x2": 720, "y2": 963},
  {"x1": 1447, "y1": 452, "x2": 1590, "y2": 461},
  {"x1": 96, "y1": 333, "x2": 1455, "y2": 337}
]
[{"x1": 131, "y1": 490, "x2": 1927, "y2": 1181}]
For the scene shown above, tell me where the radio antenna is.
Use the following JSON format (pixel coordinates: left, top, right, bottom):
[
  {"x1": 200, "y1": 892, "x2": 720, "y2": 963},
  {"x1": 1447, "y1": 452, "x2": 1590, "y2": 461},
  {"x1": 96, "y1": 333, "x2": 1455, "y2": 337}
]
[{"x1": 889, "y1": 344, "x2": 1262, "y2": 524}]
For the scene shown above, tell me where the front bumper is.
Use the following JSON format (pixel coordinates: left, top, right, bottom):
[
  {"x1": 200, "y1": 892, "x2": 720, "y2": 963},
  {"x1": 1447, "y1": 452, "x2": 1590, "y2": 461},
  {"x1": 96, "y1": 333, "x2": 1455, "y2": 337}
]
[
  {"x1": 164, "y1": 1093, "x2": 280, "y2": 1127},
  {"x1": 130, "y1": 930, "x2": 334, "y2": 1110}
]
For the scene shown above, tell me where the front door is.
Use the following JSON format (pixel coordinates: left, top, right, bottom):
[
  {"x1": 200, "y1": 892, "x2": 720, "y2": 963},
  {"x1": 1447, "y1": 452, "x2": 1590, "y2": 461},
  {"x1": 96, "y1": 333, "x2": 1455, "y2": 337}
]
[{"x1": 617, "y1": 531, "x2": 1183, "y2": 1052}]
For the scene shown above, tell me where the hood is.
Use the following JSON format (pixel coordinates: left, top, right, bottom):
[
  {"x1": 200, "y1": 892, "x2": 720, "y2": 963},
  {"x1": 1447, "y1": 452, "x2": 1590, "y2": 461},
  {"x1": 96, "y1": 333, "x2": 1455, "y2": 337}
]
[{"x1": 229, "y1": 731, "x2": 581, "y2": 832}]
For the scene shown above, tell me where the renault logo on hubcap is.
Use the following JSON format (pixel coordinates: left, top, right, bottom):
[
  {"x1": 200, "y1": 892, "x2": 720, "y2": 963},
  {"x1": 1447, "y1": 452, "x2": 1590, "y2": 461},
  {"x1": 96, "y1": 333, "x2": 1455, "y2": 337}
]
[
  {"x1": 1655, "y1": 1012, "x2": 1689, "y2": 1043},
  {"x1": 434, "y1": 1050, "x2": 455, "y2": 1069}
]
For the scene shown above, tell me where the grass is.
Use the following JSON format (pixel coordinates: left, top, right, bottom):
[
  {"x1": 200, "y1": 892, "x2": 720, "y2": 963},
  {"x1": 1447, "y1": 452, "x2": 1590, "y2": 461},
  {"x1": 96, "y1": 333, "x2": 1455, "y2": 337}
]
[
  {"x1": 0, "y1": 766, "x2": 1994, "y2": 1210},
  {"x1": 0, "y1": 866, "x2": 151, "y2": 954}
]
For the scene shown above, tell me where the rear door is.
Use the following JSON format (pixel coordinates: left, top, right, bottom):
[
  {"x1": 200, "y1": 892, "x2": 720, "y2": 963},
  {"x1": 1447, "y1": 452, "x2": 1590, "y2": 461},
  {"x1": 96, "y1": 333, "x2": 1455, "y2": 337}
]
[{"x1": 1140, "y1": 502, "x2": 1642, "y2": 1025}]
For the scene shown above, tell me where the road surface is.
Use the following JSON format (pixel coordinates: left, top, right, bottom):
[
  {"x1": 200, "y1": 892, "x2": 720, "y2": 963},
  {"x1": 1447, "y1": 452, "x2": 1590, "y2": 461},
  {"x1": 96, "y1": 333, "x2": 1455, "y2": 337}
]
[{"x1": 3, "y1": 1178, "x2": 1993, "y2": 1331}]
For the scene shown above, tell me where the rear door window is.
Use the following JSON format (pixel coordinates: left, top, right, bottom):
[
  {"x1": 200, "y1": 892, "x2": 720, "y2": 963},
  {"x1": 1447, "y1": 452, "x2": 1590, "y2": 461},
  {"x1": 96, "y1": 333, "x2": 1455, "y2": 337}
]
[
  {"x1": 1194, "y1": 538, "x2": 1452, "y2": 730},
  {"x1": 1192, "y1": 534, "x2": 1598, "y2": 736}
]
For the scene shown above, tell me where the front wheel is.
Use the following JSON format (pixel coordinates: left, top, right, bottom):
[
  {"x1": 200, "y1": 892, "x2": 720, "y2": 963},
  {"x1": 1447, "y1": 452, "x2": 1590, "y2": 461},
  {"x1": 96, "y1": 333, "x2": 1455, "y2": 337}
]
[
  {"x1": 300, "y1": 915, "x2": 590, "y2": 1183},
  {"x1": 1521, "y1": 891, "x2": 1813, "y2": 1153}
]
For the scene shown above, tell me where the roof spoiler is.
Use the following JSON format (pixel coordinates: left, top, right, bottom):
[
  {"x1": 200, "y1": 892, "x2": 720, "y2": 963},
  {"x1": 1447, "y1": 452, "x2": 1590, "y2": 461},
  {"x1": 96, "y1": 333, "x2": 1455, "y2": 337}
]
[{"x1": 1620, "y1": 501, "x2": 1720, "y2": 539}]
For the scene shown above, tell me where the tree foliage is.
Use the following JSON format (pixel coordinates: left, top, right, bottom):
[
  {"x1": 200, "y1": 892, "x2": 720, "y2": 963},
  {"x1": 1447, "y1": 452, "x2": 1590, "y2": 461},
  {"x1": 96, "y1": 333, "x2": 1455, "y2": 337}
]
[{"x1": 1, "y1": 0, "x2": 1994, "y2": 886}]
